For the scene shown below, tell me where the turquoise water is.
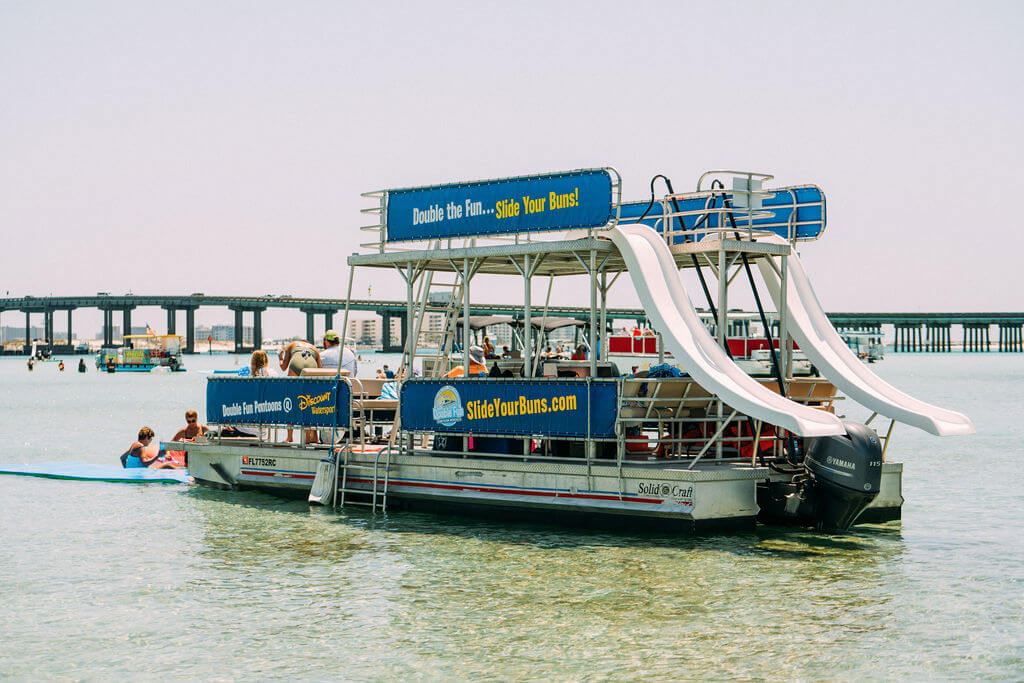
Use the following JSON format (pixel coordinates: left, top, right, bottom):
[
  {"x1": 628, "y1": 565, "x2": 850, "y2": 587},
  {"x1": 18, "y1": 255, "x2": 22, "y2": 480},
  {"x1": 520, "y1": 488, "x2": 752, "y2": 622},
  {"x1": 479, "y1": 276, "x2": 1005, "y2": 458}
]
[{"x1": 0, "y1": 353, "x2": 1022, "y2": 678}]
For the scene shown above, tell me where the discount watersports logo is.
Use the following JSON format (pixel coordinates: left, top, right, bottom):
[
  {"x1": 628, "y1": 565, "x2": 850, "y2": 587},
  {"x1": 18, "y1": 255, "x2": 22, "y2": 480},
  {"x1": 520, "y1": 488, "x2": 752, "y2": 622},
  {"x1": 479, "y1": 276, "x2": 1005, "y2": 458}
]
[
  {"x1": 298, "y1": 390, "x2": 334, "y2": 415},
  {"x1": 432, "y1": 385, "x2": 465, "y2": 427}
]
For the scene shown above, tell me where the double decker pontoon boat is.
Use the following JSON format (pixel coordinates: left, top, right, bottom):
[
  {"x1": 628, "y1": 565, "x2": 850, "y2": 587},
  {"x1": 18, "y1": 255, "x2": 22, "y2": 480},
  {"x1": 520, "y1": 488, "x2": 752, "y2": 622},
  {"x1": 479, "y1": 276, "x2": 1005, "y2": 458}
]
[
  {"x1": 179, "y1": 168, "x2": 972, "y2": 533},
  {"x1": 96, "y1": 334, "x2": 186, "y2": 372}
]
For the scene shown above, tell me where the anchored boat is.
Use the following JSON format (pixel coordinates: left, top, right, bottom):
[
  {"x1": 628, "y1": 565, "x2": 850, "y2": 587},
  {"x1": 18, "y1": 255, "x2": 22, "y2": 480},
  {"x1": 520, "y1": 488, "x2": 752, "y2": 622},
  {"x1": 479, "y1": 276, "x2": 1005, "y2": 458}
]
[
  {"x1": 179, "y1": 168, "x2": 972, "y2": 533},
  {"x1": 96, "y1": 334, "x2": 186, "y2": 372}
]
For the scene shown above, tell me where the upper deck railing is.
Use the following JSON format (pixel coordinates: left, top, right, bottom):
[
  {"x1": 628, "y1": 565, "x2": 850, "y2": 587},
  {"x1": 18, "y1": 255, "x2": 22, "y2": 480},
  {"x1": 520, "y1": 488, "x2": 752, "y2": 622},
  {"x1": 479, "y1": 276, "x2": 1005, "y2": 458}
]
[{"x1": 358, "y1": 168, "x2": 824, "y2": 260}]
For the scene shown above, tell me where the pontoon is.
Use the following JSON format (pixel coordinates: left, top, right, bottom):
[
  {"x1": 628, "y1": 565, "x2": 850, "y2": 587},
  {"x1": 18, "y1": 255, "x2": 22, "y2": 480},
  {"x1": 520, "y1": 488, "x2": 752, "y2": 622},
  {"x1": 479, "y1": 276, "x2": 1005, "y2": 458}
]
[{"x1": 179, "y1": 168, "x2": 972, "y2": 532}]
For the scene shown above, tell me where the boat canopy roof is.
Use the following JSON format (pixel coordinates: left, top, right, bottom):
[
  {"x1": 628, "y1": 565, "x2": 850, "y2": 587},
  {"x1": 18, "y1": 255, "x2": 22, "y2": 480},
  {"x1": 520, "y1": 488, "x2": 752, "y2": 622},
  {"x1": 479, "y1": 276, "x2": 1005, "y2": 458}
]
[{"x1": 456, "y1": 315, "x2": 515, "y2": 330}]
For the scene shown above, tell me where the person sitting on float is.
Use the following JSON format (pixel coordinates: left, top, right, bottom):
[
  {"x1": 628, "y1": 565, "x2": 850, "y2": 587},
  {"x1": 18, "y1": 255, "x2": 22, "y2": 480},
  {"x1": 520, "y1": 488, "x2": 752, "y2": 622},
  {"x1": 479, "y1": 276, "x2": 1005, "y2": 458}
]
[
  {"x1": 444, "y1": 345, "x2": 488, "y2": 378},
  {"x1": 571, "y1": 344, "x2": 589, "y2": 361},
  {"x1": 121, "y1": 426, "x2": 161, "y2": 468}
]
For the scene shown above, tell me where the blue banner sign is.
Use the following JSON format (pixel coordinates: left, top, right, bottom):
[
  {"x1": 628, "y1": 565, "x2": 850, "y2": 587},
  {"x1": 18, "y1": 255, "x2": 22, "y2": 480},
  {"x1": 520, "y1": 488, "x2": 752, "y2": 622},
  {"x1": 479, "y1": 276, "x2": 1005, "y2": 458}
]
[
  {"x1": 206, "y1": 377, "x2": 351, "y2": 428},
  {"x1": 385, "y1": 169, "x2": 614, "y2": 242},
  {"x1": 400, "y1": 379, "x2": 618, "y2": 438},
  {"x1": 619, "y1": 184, "x2": 826, "y2": 242}
]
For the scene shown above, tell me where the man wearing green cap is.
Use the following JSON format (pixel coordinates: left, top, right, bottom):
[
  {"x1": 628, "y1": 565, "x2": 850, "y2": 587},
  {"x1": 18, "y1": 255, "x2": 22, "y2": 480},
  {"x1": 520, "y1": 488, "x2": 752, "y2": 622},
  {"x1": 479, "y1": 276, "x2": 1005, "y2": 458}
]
[{"x1": 321, "y1": 329, "x2": 357, "y2": 376}]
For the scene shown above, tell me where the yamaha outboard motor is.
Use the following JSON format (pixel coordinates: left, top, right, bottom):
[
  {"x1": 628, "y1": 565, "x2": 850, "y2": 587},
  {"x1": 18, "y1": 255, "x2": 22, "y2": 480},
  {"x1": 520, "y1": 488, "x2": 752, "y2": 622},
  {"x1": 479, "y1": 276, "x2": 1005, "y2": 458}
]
[{"x1": 758, "y1": 422, "x2": 883, "y2": 532}]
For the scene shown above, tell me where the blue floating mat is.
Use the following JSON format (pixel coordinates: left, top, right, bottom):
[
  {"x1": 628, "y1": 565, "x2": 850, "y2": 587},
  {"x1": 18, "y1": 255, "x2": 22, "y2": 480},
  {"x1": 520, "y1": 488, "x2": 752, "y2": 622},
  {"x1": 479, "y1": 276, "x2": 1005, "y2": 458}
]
[{"x1": 0, "y1": 462, "x2": 190, "y2": 484}]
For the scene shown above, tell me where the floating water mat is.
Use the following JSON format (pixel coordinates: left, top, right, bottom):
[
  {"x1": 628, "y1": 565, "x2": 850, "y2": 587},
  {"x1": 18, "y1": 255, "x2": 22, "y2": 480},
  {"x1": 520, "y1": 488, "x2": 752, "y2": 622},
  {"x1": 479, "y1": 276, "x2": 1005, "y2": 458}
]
[{"x1": 0, "y1": 462, "x2": 190, "y2": 484}]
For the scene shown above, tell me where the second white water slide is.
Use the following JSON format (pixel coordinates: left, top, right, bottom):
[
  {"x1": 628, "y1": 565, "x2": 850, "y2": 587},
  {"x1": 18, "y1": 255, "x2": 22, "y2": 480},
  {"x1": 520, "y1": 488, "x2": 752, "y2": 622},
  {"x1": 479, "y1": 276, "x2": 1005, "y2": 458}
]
[
  {"x1": 608, "y1": 224, "x2": 845, "y2": 438},
  {"x1": 755, "y1": 235, "x2": 974, "y2": 437}
]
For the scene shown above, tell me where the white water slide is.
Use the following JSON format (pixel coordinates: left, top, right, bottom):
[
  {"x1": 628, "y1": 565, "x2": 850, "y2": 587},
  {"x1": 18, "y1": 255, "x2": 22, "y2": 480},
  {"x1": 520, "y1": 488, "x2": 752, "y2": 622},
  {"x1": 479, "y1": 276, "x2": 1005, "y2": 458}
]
[
  {"x1": 754, "y1": 235, "x2": 974, "y2": 436},
  {"x1": 608, "y1": 224, "x2": 846, "y2": 438}
]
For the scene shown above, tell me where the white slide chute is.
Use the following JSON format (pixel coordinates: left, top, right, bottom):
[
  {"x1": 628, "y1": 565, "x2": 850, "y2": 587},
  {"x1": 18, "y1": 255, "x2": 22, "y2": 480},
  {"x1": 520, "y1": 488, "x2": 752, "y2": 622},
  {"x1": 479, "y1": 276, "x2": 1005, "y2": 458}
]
[
  {"x1": 608, "y1": 224, "x2": 845, "y2": 438},
  {"x1": 756, "y1": 236, "x2": 974, "y2": 436}
]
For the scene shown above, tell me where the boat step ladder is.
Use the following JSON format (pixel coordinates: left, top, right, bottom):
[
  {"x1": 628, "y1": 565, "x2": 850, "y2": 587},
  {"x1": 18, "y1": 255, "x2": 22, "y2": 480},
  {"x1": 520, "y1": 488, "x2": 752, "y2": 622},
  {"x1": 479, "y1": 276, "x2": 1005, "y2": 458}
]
[{"x1": 337, "y1": 445, "x2": 394, "y2": 512}]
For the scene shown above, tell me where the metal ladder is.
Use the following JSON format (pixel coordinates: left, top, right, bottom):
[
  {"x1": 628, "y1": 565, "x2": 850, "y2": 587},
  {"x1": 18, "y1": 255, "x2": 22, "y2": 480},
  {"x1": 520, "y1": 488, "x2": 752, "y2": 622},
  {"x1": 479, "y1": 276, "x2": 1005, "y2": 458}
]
[
  {"x1": 337, "y1": 444, "x2": 394, "y2": 512},
  {"x1": 427, "y1": 275, "x2": 465, "y2": 378}
]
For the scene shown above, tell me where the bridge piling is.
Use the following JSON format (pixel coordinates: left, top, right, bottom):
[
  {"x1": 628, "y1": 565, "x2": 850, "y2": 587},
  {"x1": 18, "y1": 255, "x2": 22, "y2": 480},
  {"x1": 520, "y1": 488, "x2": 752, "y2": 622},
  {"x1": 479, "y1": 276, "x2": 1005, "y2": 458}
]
[
  {"x1": 185, "y1": 308, "x2": 195, "y2": 354},
  {"x1": 123, "y1": 309, "x2": 132, "y2": 346}
]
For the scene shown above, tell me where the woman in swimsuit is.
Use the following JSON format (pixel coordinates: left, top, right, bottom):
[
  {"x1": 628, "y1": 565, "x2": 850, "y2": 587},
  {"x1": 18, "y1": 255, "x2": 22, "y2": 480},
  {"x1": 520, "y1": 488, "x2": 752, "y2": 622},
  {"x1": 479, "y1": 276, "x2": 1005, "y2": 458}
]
[
  {"x1": 277, "y1": 341, "x2": 322, "y2": 444},
  {"x1": 278, "y1": 341, "x2": 321, "y2": 376}
]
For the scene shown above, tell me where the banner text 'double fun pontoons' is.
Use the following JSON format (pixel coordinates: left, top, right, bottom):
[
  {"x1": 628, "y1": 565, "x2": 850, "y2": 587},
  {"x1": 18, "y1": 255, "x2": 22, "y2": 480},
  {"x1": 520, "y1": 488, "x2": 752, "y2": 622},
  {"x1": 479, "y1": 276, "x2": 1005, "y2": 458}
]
[
  {"x1": 206, "y1": 377, "x2": 351, "y2": 428},
  {"x1": 385, "y1": 169, "x2": 614, "y2": 242},
  {"x1": 400, "y1": 378, "x2": 618, "y2": 438}
]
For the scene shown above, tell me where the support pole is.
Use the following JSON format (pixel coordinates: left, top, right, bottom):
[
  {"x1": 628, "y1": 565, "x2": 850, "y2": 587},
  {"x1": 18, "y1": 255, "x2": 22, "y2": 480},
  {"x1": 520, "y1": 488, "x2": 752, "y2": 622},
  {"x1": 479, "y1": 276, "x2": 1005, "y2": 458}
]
[
  {"x1": 166, "y1": 308, "x2": 176, "y2": 335},
  {"x1": 123, "y1": 309, "x2": 132, "y2": 346},
  {"x1": 589, "y1": 250, "x2": 597, "y2": 377},
  {"x1": 25, "y1": 311, "x2": 30, "y2": 351},
  {"x1": 306, "y1": 311, "x2": 315, "y2": 344},
  {"x1": 599, "y1": 270, "x2": 608, "y2": 362},
  {"x1": 324, "y1": 311, "x2": 334, "y2": 333},
  {"x1": 780, "y1": 254, "x2": 791, "y2": 379},
  {"x1": 463, "y1": 257, "x2": 471, "y2": 377},
  {"x1": 67, "y1": 309, "x2": 73, "y2": 346},
  {"x1": 405, "y1": 265, "x2": 414, "y2": 372},
  {"x1": 523, "y1": 255, "x2": 531, "y2": 376},
  {"x1": 716, "y1": 246, "x2": 727, "y2": 460}
]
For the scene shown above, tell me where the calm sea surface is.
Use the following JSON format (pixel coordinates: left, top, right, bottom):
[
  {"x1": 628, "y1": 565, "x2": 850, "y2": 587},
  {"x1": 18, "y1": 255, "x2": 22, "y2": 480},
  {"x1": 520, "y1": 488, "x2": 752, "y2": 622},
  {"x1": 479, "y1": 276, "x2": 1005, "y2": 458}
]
[{"x1": 0, "y1": 352, "x2": 1021, "y2": 679}]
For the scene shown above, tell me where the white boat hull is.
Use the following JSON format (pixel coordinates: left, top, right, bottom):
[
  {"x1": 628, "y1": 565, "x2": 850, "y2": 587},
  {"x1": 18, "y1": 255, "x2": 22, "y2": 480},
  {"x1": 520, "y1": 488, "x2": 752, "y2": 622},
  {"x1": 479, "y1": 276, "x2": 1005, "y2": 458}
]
[{"x1": 180, "y1": 442, "x2": 902, "y2": 531}]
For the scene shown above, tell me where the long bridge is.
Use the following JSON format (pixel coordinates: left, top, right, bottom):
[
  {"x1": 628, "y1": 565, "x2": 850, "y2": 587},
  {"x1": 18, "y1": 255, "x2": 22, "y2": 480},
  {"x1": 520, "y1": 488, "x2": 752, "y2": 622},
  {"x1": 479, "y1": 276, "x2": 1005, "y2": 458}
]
[{"x1": 1, "y1": 295, "x2": 1022, "y2": 354}]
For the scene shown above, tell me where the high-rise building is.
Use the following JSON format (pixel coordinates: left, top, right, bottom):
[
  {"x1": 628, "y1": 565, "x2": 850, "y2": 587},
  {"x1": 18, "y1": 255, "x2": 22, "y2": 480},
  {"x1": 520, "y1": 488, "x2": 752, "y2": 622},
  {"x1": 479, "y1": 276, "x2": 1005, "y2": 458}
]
[{"x1": 1, "y1": 325, "x2": 44, "y2": 342}]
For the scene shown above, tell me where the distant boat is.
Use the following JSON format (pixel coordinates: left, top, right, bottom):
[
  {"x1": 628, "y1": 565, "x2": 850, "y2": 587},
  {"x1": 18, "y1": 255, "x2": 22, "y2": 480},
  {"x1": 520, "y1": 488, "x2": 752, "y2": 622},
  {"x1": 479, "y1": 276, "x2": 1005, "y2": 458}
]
[{"x1": 96, "y1": 334, "x2": 186, "y2": 372}]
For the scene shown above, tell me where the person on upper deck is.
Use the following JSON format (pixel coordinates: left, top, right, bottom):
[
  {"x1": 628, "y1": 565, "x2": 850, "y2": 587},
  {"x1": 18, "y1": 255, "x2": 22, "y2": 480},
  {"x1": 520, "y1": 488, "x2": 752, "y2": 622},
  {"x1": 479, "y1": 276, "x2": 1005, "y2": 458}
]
[
  {"x1": 172, "y1": 409, "x2": 209, "y2": 441},
  {"x1": 444, "y1": 345, "x2": 488, "y2": 378},
  {"x1": 319, "y1": 329, "x2": 358, "y2": 376},
  {"x1": 279, "y1": 339, "x2": 321, "y2": 376}
]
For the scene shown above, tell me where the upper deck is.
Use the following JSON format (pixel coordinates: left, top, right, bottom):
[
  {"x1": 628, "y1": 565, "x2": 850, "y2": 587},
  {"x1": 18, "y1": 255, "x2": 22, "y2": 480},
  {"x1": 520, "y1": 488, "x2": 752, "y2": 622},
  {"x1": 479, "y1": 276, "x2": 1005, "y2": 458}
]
[
  {"x1": 349, "y1": 234, "x2": 791, "y2": 276},
  {"x1": 350, "y1": 168, "x2": 821, "y2": 275}
]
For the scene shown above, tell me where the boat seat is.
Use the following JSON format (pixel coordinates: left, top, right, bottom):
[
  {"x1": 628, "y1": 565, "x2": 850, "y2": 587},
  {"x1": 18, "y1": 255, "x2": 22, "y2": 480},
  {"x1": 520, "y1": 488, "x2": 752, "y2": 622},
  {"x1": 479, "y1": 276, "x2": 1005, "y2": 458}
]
[
  {"x1": 354, "y1": 398, "x2": 398, "y2": 412},
  {"x1": 299, "y1": 368, "x2": 351, "y2": 377},
  {"x1": 619, "y1": 378, "x2": 699, "y2": 420},
  {"x1": 760, "y1": 378, "x2": 838, "y2": 409},
  {"x1": 348, "y1": 378, "x2": 387, "y2": 398}
]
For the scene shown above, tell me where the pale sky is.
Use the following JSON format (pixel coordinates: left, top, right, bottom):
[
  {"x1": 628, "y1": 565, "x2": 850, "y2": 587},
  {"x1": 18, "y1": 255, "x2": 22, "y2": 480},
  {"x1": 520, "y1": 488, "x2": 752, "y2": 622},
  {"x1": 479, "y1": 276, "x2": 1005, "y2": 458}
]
[{"x1": 2, "y1": 1, "x2": 1022, "y2": 339}]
